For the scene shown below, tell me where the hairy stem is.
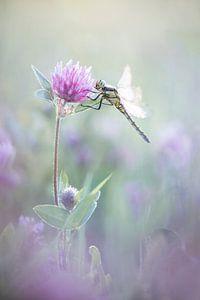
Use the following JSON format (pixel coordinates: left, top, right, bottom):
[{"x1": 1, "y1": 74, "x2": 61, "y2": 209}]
[{"x1": 53, "y1": 115, "x2": 61, "y2": 206}]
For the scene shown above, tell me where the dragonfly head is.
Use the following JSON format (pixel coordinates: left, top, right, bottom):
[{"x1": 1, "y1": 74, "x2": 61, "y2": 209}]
[{"x1": 95, "y1": 80, "x2": 106, "y2": 90}]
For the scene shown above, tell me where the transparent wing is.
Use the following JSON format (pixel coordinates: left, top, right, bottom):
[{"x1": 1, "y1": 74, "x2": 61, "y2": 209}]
[
  {"x1": 120, "y1": 97, "x2": 147, "y2": 119},
  {"x1": 117, "y1": 65, "x2": 132, "y2": 88},
  {"x1": 117, "y1": 66, "x2": 147, "y2": 119}
]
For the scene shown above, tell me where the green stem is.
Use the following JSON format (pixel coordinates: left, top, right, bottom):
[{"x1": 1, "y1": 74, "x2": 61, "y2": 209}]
[{"x1": 53, "y1": 115, "x2": 60, "y2": 206}]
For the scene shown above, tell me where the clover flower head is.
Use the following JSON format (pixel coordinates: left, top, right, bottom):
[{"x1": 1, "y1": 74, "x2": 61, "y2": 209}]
[
  {"x1": 59, "y1": 186, "x2": 78, "y2": 210},
  {"x1": 51, "y1": 60, "x2": 94, "y2": 103}
]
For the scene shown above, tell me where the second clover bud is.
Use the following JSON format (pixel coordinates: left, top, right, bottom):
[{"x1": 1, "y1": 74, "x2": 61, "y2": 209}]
[{"x1": 59, "y1": 186, "x2": 78, "y2": 211}]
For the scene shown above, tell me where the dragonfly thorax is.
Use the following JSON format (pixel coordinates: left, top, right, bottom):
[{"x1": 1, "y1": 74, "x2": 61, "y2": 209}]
[
  {"x1": 96, "y1": 80, "x2": 117, "y2": 93},
  {"x1": 95, "y1": 80, "x2": 119, "y2": 105}
]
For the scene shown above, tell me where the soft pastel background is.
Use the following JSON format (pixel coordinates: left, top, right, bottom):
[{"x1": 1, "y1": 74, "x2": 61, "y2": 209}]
[{"x1": 0, "y1": 1, "x2": 200, "y2": 299}]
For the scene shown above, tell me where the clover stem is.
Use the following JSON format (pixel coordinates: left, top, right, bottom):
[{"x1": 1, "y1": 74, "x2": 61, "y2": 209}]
[{"x1": 53, "y1": 114, "x2": 61, "y2": 206}]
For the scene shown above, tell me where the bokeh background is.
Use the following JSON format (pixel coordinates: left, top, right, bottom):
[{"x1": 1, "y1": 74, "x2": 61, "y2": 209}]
[{"x1": 0, "y1": 0, "x2": 200, "y2": 299}]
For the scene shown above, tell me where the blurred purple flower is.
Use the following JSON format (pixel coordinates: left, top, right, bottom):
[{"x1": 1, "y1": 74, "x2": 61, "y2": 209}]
[
  {"x1": 0, "y1": 172, "x2": 19, "y2": 187},
  {"x1": 18, "y1": 215, "x2": 44, "y2": 245},
  {"x1": 0, "y1": 130, "x2": 15, "y2": 171},
  {"x1": 158, "y1": 122, "x2": 192, "y2": 168},
  {"x1": 14, "y1": 216, "x2": 45, "y2": 277},
  {"x1": 140, "y1": 239, "x2": 200, "y2": 300},
  {"x1": 77, "y1": 145, "x2": 93, "y2": 167},
  {"x1": 20, "y1": 272, "x2": 104, "y2": 300},
  {"x1": 65, "y1": 129, "x2": 81, "y2": 149},
  {"x1": 0, "y1": 130, "x2": 20, "y2": 187},
  {"x1": 64, "y1": 129, "x2": 93, "y2": 167},
  {"x1": 107, "y1": 146, "x2": 136, "y2": 169},
  {"x1": 125, "y1": 182, "x2": 148, "y2": 216},
  {"x1": 51, "y1": 60, "x2": 94, "y2": 103}
]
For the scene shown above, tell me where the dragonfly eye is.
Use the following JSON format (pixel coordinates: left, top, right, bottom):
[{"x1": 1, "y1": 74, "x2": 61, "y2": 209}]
[{"x1": 95, "y1": 80, "x2": 106, "y2": 90}]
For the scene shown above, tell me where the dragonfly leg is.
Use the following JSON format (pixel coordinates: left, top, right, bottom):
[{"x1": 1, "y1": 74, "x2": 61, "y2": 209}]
[
  {"x1": 87, "y1": 92, "x2": 103, "y2": 101},
  {"x1": 83, "y1": 89, "x2": 99, "y2": 94},
  {"x1": 81, "y1": 98, "x2": 103, "y2": 110}
]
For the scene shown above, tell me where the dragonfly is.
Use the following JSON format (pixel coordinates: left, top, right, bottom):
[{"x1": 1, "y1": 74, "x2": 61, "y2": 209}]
[{"x1": 76, "y1": 66, "x2": 150, "y2": 143}]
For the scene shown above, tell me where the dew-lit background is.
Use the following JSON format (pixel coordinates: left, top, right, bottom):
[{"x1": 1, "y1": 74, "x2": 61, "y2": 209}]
[{"x1": 0, "y1": 1, "x2": 200, "y2": 299}]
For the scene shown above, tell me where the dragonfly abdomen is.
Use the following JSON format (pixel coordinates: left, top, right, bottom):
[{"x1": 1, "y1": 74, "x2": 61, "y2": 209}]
[{"x1": 115, "y1": 102, "x2": 150, "y2": 143}]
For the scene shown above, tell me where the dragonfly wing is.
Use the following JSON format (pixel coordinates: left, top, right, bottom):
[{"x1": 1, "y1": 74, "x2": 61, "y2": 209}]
[
  {"x1": 117, "y1": 65, "x2": 132, "y2": 88},
  {"x1": 119, "y1": 85, "x2": 147, "y2": 118},
  {"x1": 117, "y1": 65, "x2": 140, "y2": 102},
  {"x1": 121, "y1": 97, "x2": 147, "y2": 118},
  {"x1": 117, "y1": 66, "x2": 147, "y2": 118}
]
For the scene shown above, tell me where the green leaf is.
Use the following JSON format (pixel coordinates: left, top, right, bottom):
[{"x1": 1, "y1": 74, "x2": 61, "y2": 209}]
[
  {"x1": 75, "y1": 98, "x2": 102, "y2": 113},
  {"x1": 82, "y1": 173, "x2": 93, "y2": 197},
  {"x1": 59, "y1": 170, "x2": 69, "y2": 192},
  {"x1": 31, "y1": 65, "x2": 52, "y2": 92},
  {"x1": 34, "y1": 89, "x2": 53, "y2": 102},
  {"x1": 33, "y1": 204, "x2": 70, "y2": 229},
  {"x1": 75, "y1": 187, "x2": 85, "y2": 203},
  {"x1": 90, "y1": 173, "x2": 112, "y2": 196},
  {"x1": 64, "y1": 191, "x2": 100, "y2": 230}
]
